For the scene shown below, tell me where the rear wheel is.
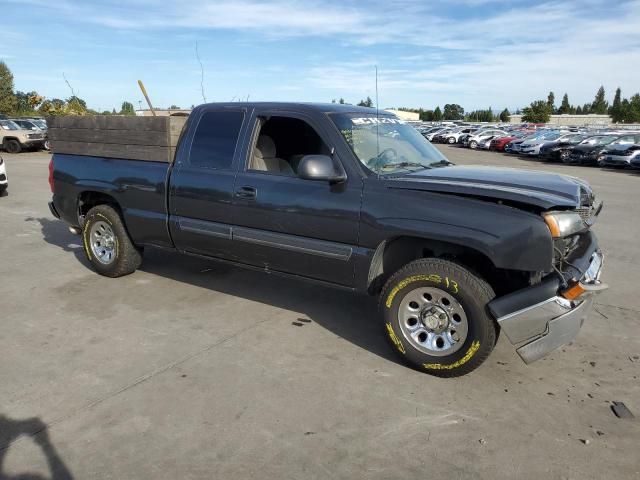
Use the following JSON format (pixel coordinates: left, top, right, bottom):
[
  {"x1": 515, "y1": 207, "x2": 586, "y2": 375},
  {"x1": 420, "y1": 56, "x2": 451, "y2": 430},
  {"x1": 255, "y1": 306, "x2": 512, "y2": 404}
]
[
  {"x1": 82, "y1": 205, "x2": 142, "y2": 277},
  {"x1": 447, "y1": 137, "x2": 456, "y2": 144},
  {"x1": 380, "y1": 258, "x2": 497, "y2": 377},
  {"x1": 4, "y1": 139, "x2": 21, "y2": 154},
  {"x1": 469, "y1": 140, "x2": 478, "y2": 149}
]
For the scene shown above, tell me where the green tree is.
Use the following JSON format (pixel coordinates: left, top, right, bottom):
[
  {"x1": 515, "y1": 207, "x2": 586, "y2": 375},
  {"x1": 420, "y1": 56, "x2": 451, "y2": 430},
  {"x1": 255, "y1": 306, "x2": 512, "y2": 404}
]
[
  {"x1": 339, "y1": 98, "x2": 345, "y2": 104},
  {"x1": 433, "y1": 106, "x2": 443, "y2": 121},
  {"x1": 357, "y1": 96, "x2": 374, "y2": 108},
  {"x1": 557, "y1": 93, "x2": 571, "y2": 114},
  {"x1": 420, "y1": 110, "x2": 434, "y2": 121},
  {"x1": 169, "y1": 104, "x2": 180, "y2": 109},
  {"x1": 547, "y1": 91, "x2": 556, "y2": 114},
  {"x1": 14, "y1": 91, "x2": 40, "y2": 114},
  {"x1": 582, "y1": 103, "x2": 592, "y2": 114},
  {"x1": 442, "y1": 103, "x2": 464, "y2": 120},
  {"x1": 465, "y1": 109, "x2": 495, "y2": 122},
  {"x1": 627, "y1": 94, "x2": 640, "y2": 123},
  {"x1": 499, "y1": 108, "x2": 510, "y2": 122},
  {"x1": 101, "y1": 110, "x2": 112, "y2": 115},
  {"x1": 0, "y1": 61, "x2": 17, "y2": 114},
  {"x1": 120, "y1": 101, "x2": 136, "y2": 115},
  {"x1": 610, "y1": 87, "x2": 623, "y2": 123},
  {"x1": 575, "y1": 105, "x2": 583, "y2": 115},
  {"x1": 591, "y1": 86, "x2": 608, "y2": 114},
  {"x1": 521, "y1": 100, "x2": 551, "y2": 123}
]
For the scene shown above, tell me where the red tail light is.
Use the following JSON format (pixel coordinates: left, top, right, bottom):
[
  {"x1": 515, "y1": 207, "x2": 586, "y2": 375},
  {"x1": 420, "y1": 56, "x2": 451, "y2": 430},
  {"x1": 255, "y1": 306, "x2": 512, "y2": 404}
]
[{"x1": 48, "y1": 157, "x2": 54, "y2": 193}]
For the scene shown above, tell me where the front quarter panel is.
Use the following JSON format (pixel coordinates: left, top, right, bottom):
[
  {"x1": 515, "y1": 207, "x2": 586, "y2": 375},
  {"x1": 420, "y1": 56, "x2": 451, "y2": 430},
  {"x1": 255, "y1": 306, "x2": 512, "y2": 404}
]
[{"x1": 359, "y1": 178, "x2": 553, "y2": 273}]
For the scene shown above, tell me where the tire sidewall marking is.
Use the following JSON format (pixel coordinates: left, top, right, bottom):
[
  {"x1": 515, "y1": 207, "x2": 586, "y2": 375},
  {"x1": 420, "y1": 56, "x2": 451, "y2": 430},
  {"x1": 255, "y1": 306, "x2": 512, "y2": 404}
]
[
  {"x1": 385, "y1": 274, "x2": 459, "y2": 309},
  {"x1": 83, "y1": 211, "x2": 119, "y2": 263},
  {"x1": 384, "y1": 271, "x2": 482, "y2": 371},
  {"x1": 385, "y1": 323, "x2": 406, "y2": 355},
  {"x1": 423, "y1": 340, "x2": 480, "y2": 371}
]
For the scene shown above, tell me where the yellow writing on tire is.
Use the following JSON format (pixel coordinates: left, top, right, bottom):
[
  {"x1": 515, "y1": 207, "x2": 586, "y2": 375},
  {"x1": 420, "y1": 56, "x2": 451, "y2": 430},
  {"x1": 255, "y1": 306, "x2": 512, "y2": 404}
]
[
  {"x1": 385, "y1": 323, "x2": 405, "y2": 355},
  {"x1": 385, "y1": 274, "x2": 459, "y2": 308},
  {"x1": 83, "y1": 213, "x2": 119, "y2": 260},
  {"x1": 423, "y1": 341, "x2": 480, "y2": 370}
]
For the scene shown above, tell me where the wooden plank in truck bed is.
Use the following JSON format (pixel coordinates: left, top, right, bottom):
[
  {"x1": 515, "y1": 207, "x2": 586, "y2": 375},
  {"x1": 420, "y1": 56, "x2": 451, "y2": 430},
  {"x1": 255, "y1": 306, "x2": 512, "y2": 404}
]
[
  {"x1": 51, "y1": 141, "x2": 175, "y2": 162},
  {"x1": 47, "y1": 115, "x2": 169, "y2": 131},
  {"x1": 47, "y1": 115, "x2": 187, "y2": 162},
  {"x1": 48, "y1": 128, "x2": 169, "y2": 146}
]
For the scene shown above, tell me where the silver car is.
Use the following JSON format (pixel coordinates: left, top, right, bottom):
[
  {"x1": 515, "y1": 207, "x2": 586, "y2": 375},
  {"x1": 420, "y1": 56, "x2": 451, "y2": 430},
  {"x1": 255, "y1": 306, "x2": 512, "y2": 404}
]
[{"x1": 599, "y1": 144, "x2": 640, "y2": 168}]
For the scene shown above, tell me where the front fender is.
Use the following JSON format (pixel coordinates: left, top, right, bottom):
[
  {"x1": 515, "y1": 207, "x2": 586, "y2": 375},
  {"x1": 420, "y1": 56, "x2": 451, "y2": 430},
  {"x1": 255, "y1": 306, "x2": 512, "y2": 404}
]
[{"x1": 359, "y1": 185, "x2": 554, "y2": 274}]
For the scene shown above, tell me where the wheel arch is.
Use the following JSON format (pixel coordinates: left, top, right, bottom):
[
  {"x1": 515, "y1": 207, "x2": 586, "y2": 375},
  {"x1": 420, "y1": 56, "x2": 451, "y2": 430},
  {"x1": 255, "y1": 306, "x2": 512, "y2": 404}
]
[
  {"x1": 366, "y1": 235, "x2": 525, "y2": 297},
  {"x1": 77, "y1": 190, "x2": 123, "y2": 224}
]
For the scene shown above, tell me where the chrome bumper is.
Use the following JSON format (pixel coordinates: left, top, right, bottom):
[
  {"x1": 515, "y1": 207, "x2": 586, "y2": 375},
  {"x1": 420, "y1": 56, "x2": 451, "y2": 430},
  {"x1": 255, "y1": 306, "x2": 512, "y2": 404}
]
[{"x1": 494, "y1": 250, "x2": 606, "y2": 364}]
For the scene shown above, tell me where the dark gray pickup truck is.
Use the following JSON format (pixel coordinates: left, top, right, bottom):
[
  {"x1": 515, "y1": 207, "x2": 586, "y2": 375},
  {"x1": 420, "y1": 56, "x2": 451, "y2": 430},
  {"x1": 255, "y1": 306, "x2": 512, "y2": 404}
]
[{"x1": 48, "y1": 103, "x2": 607, "y2": 377}]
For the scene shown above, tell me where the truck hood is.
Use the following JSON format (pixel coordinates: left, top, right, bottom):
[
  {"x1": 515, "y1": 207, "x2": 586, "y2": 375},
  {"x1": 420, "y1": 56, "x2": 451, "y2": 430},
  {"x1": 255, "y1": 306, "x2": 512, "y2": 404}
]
[{"x1": 390, "y1": 165, "x2": 590, "y2": 209}]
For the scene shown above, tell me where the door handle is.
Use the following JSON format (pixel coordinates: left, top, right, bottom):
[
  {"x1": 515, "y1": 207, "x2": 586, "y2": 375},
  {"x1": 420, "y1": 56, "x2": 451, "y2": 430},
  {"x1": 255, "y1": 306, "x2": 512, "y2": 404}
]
[{"x1": 235, "y1": 186, "x2": 257, "y2": 199}]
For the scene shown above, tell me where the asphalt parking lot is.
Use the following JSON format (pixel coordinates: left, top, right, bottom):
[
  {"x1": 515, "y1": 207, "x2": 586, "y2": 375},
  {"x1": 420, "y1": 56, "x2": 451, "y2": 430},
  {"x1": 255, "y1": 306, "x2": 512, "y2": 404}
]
[{"x1": 1, "y1": 148, "x2": 639, "y2": 480}]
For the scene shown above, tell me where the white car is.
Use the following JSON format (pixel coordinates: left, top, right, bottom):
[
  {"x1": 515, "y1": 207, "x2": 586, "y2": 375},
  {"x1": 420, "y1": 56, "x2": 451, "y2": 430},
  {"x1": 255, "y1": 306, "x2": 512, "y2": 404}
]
[
  {"x1": 424, "y1": 127, "x2": 449, "y2": 141},
  {"x1": 465, "y1": 129, "x2": 508, "y2": 149},
  {"x1": 478, "y1": 136, "x2": 496, "y2": 149},
  {"x1": 0, "y1": 155, "x2": 7, "y2": 194},
  {"x1": 520, "y1": 132, "x2": 568, "y2": 156},
  {"x1": 443, "y1": 128, "x2": 476, "y2": 144}
]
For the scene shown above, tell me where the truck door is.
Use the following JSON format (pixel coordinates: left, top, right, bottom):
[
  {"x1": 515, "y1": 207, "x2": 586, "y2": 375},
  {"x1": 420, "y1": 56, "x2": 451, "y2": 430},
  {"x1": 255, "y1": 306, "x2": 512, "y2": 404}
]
[
  {"x1": 230, "y1": 111, "x2": 362, "y2": 287},
  {"x1": 169, "y1": 106, "x2": 249, "y2": 259}
]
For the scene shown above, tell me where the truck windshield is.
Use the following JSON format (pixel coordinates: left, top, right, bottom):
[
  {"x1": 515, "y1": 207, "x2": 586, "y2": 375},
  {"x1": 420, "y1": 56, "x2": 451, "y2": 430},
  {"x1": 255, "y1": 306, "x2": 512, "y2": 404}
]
[{"x1": 330, "y1": 113, "x2": 451, "y2": 174}]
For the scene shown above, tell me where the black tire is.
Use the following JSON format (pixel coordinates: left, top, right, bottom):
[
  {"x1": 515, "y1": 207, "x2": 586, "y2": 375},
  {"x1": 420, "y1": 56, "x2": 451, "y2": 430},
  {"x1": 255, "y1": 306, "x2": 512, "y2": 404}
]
[
  {"x1": 447, "y1": 137, "x2": 456, "y2": 144},
  {"x1": 469, "y1": 140, "x2": 478, "y2": 149},
  {"x1": 82, "y1": 205, "x2": 142, "y2": 277},
  {"x1": 4, "y1": 139, "x2": 21, "y2": 154},
  {"x1": 379, "y1": 258, "x2": 497, "y2": 378}
]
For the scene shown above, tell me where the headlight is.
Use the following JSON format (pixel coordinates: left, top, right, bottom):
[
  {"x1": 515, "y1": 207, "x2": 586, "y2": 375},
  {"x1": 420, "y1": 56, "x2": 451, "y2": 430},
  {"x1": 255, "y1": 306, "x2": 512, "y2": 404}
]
[{"x1": 543, "y1": 211, "x2": 587, "y2": 238}]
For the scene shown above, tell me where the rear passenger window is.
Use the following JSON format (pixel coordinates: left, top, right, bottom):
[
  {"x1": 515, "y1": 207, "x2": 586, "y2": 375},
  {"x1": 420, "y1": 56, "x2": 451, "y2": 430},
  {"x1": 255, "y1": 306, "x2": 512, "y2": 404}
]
[{"x1": 190, "y1": 111, "x2": 244, "y2": 169}]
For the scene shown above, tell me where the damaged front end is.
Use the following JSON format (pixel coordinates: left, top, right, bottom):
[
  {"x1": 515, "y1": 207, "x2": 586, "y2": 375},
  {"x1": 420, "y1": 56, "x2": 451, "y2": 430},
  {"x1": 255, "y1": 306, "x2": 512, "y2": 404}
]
[{"x1": 488, "y1": 186, "x2": 607, "y2": 364}]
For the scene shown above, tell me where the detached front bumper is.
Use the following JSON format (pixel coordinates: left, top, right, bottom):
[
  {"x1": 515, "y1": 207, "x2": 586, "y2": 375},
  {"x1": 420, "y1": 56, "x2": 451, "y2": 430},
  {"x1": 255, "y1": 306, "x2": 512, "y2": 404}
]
[{"x1": 488, "y1": 234, "x2": 606, "y2": 364}]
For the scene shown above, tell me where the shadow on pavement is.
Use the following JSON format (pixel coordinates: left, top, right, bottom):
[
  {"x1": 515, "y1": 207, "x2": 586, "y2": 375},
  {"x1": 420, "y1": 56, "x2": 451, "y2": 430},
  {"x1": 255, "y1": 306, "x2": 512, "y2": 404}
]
[
  {"x1": 29, "y1": 218, "x2": 88, "y2": 264},
  {"x1": 32, "y1": 219, "x2": 401, "y2": 367},
  {"x1": 139, "y1": 248, "x2": 400, "y2": 366},
  {"x1": 0, "y1": 415, "x2": 73, "y2": 480}
]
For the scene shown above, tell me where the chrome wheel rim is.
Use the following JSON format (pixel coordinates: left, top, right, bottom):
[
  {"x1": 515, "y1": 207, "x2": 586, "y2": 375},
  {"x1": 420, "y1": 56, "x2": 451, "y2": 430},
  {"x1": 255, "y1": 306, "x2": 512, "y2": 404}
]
[
  {"x1": 89, "y1": 221, "x2": 117, "y2": 265},
  {"x1": 398, "y1": 287, "x2": 468, "y2": 356}
]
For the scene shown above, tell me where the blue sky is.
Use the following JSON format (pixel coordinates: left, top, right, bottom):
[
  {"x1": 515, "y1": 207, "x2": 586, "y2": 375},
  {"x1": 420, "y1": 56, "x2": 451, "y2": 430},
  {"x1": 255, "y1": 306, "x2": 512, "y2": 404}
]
[{"x1": 3, "y1": 0, "x2": 640, "y2": 112}]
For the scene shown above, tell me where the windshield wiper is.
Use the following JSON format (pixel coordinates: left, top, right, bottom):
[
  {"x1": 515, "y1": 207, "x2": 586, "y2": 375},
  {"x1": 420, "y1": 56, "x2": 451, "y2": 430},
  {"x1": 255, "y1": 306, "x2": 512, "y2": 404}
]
[
  {"x1": 379, "y1": 161, "x2": 429, "y2": 171},
  {"x1": 428, "y1": 160, "x2": 453, "y2": 167}
]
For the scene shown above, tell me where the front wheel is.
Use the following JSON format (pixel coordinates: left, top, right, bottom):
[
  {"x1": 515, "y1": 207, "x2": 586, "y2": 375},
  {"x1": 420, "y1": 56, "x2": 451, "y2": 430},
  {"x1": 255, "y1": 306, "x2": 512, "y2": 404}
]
[
  {"x1": 82, "y1": 205, "x2": 142, "y2": 277},
  {"x1": 380, "y1": 258, "x2": 497, "y2": 377},
  {"x1": 447, "y1": 137, "x2": 456, "y2": 144},
  {"x1": 469, "y1": 140, "x2": 478, "y2": 149},
  {"x1": 4, "y1": 139, "x2": 21, "y2": 154}
]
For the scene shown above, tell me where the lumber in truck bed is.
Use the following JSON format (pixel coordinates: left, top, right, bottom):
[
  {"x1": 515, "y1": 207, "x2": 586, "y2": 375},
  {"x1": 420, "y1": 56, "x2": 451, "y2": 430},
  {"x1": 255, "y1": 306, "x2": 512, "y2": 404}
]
[{"x1": 47, "y1": 114, "x2": 188, "y2": 163}]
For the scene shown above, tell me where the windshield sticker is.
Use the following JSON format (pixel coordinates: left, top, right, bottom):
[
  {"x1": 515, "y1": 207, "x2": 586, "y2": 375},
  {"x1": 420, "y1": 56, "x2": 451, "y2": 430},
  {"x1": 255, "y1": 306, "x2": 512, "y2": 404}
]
[{"x1": 351, "y1": 117, "x2": 406, "y2": 125}]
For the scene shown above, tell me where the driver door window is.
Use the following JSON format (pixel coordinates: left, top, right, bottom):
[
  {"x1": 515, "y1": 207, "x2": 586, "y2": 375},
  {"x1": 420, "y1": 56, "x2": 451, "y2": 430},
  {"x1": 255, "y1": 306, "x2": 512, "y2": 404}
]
[{"x1": 249, "y1": 116, "x2": 332, "y2": 176}]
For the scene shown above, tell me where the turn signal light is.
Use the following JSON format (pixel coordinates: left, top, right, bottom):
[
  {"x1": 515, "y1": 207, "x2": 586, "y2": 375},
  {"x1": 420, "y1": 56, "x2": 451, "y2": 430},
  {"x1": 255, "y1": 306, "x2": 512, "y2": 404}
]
[{"x1": 562, "y1": 283, "x2": 586, "y2": 301}]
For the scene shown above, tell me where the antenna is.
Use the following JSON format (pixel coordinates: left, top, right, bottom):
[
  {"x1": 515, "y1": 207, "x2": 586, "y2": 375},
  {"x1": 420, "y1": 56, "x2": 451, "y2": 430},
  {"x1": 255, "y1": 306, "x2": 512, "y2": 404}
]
[{"x1": 375, "y1": 65, "x2": 380, "y2": 157}]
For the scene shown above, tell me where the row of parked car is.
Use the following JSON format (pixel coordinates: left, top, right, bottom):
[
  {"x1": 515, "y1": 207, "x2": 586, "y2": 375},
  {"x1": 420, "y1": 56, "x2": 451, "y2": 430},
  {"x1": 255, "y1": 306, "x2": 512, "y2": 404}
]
[
  {"x1": 420, "y1": 124, "x2": 640, "y2": 169},
  {"x1": 0, "y1": 117, "x2": 49, "y2": 153}
]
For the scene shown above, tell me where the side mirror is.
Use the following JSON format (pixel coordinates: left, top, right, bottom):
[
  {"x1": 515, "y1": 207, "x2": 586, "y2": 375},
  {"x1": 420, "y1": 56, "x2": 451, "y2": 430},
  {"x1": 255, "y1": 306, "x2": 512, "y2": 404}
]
[{"x1": 297, "y1": 155, "x2": 346, "y2": 184}]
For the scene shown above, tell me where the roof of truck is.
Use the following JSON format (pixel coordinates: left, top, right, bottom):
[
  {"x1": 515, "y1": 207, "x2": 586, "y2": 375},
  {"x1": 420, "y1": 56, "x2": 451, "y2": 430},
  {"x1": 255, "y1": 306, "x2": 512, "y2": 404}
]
[{"x1": 196, "y1": 102, "x2": 393, "y2": 115}]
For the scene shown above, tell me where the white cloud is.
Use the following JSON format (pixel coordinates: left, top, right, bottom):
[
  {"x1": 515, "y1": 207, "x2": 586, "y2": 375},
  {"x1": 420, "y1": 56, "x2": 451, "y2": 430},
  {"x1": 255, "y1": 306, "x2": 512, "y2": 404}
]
[{"x1": 7, "y1": 0, "x2": 640, "y2": 108}]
